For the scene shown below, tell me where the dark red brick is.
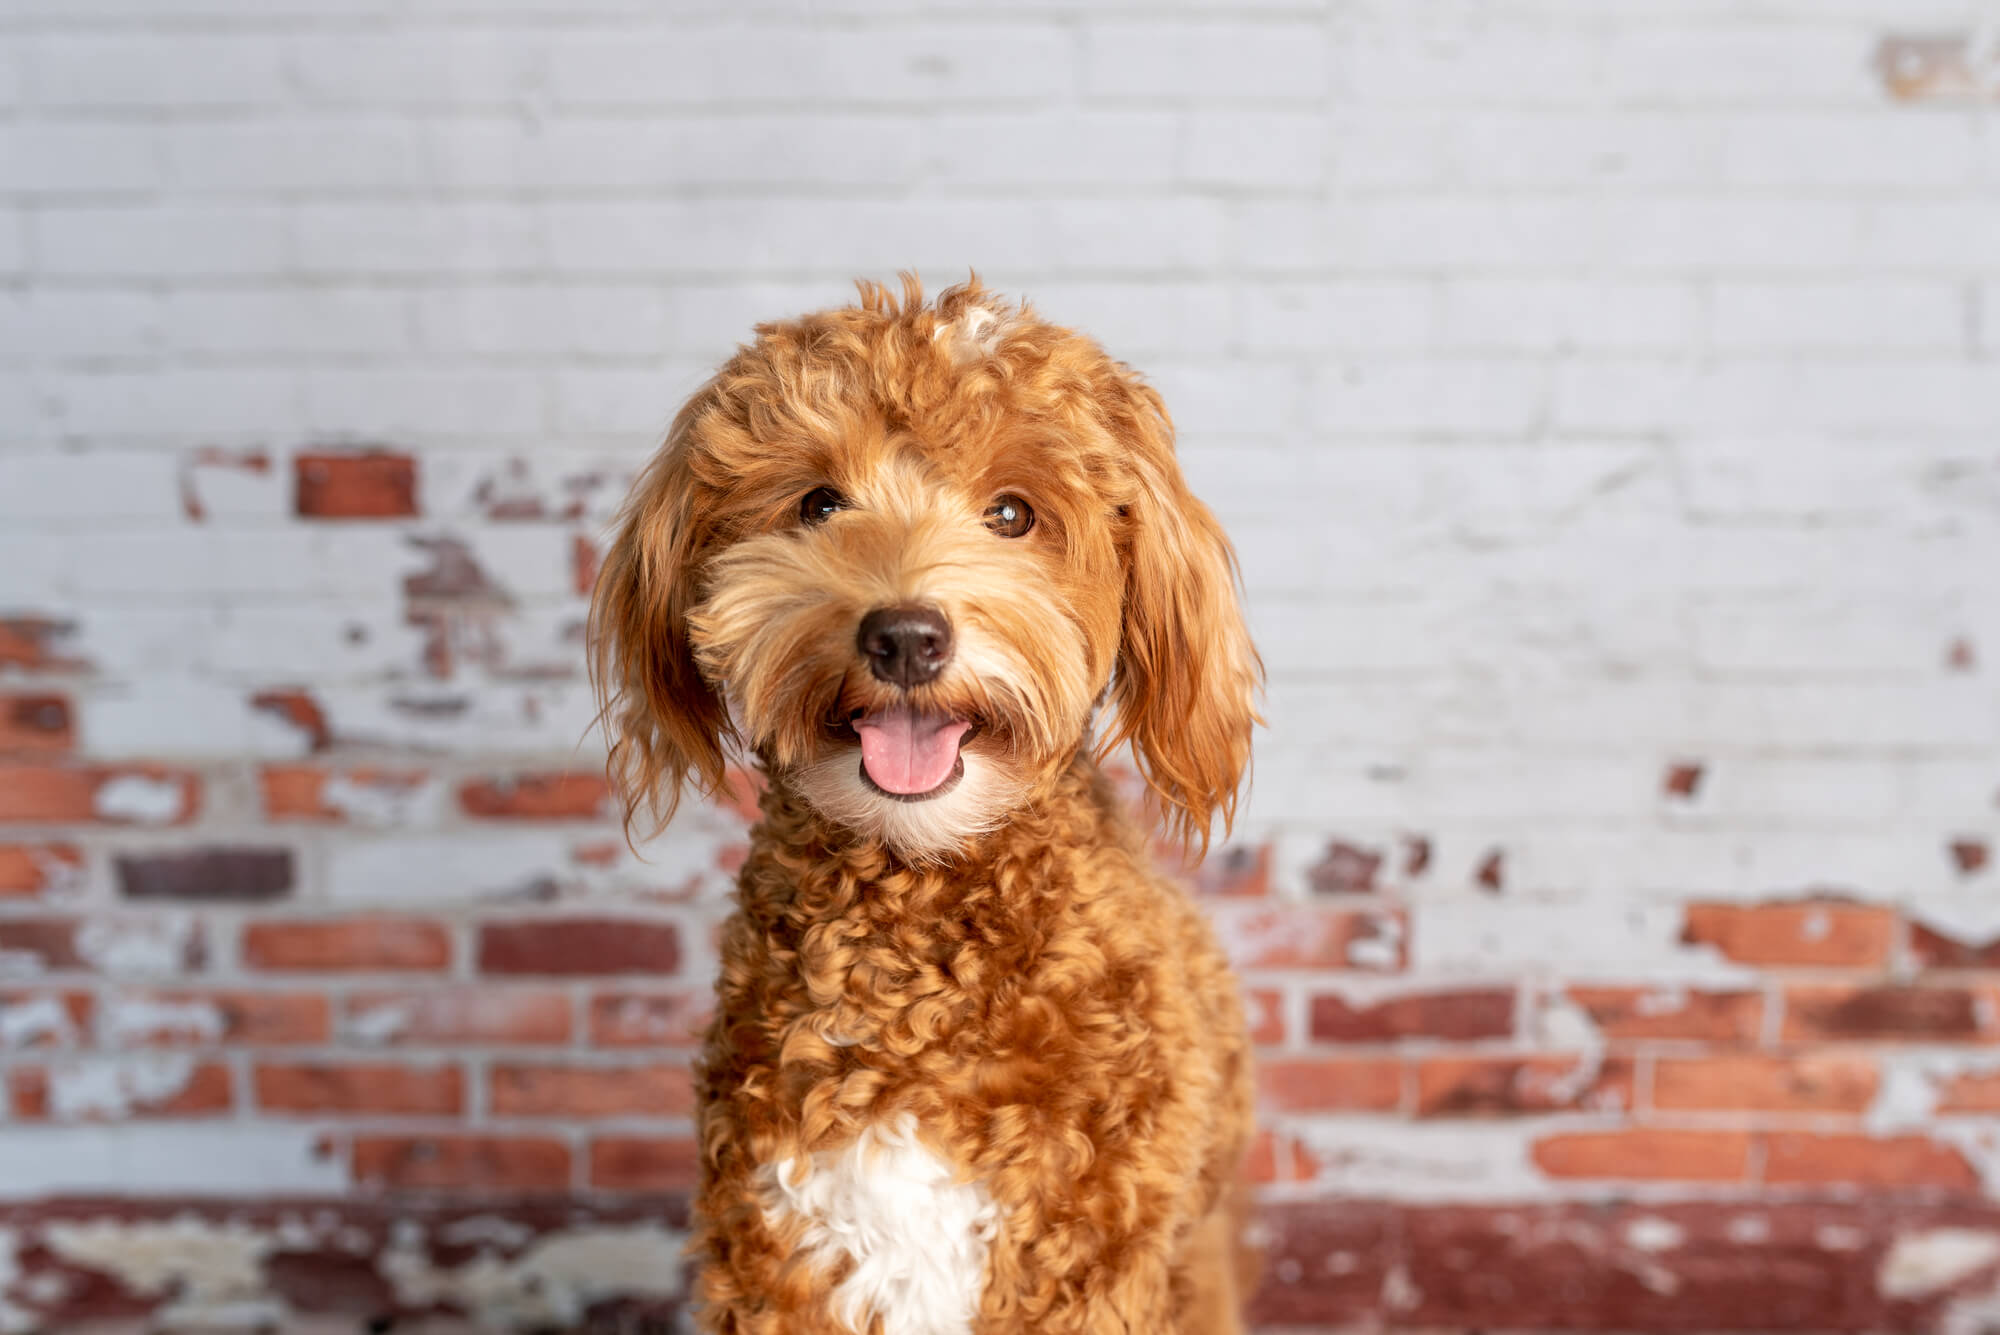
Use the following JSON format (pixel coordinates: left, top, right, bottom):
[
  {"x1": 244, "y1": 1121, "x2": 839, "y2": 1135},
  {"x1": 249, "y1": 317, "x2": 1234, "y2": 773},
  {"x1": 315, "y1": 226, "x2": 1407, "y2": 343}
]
[
  {"x1": 458, "y1": 773, "x2": 611, "y2": 821},
  {"x1": 295, "y1": 450, "x2": 417, "y2": 519},
  {"x1": 1310, "y1": 987, "x2": 1514, "y2": 1043},
  {"x1": 352, "y1": 1135, "x2": 569, "y2": 1192},
  {"x1": 115, "y1": 847, "x2": 294, "y2": 903},
  {"x1": 478, "y1": 919, "x2": 681, "y2": 976},
  {"x1": 0, "y1": 694, "x2": 73, "y2": 753}
]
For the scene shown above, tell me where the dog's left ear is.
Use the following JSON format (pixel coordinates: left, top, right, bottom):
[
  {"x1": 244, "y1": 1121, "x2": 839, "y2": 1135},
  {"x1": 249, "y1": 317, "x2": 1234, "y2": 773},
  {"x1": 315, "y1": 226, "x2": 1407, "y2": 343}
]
[{"x1": 1101, "y1": 374, "x2": 1264, "y2": 857}]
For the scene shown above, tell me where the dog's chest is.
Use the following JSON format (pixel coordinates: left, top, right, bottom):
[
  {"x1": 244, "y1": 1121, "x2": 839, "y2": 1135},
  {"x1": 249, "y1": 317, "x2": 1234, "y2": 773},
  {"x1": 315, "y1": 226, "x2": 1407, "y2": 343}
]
[{"x1": 761, "y1": 1114, "x2": 998, "y2": 1335}]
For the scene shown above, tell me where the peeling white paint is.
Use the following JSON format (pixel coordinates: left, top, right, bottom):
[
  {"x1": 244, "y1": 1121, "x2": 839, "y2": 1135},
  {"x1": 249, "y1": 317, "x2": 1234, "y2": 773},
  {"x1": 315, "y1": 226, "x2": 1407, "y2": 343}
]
[
  {"x1": 1817, "y1": 1224, "x2": 1869, "y2": 1251},
  {"x1": 0, "y1": 1127, "x2": 346, "y2": 1195},
  {"x1": 1534, "y1": 991, "x2": 1600, "y2": 1047},
  {"x1": 92, "y1": 774, "x2": 186, "y2": 824},
  {"x1": 1346, "y1": 914, "x2": 1404, "y2": 970},
  {"x1": 0, "y1": 1229, "x2": 33, "y2": 1335},
  {"x1": 323, "y1": 773, "x2": 443, "y2": 828},
  {"x1": 1379, "y1": 1262, "x2": 1421, "y2": 1311},
  {"x1": 0, "y1": 997, "x2": 78, "y2": 1048},
  {"x1": 1880, "y1": 1230, "x2": 2000, "y2": 1300},
  {"x1": 380, "y1": 1222, "x2": 684, "y2": 1327},
  {"x1": 345, "y1": 999, "x2": 415, "y2": 1044},
  {"x1": 100, "y1": 995, "x2": 223, "y2": 1046},
  {"x1": 75, "y1": 915, "x2": 197, "y2": 975},
  {"x1": 44, "y1": 1054, "x2": 201, "y2": 1120},
  {"x1": 44, "y1": 1216, "x2": 285, "y2": 1328},
  {"x1": 1288, "y1": 1122, "x2": 1545, "y2": 1202},
  {"x1": 1727, "y1": 1215, "x2": 1771, "y2": 1244},
  {"x1": 1624, "y1": 1217, "x2": 1684, "y2": 1253}
]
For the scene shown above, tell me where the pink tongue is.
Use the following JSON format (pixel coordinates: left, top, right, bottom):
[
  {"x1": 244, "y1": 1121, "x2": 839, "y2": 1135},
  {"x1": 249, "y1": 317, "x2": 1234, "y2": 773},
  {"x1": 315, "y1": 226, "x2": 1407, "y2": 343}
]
[{"x1": 855, "y1": 707, "x2": 972, "y2": 795}]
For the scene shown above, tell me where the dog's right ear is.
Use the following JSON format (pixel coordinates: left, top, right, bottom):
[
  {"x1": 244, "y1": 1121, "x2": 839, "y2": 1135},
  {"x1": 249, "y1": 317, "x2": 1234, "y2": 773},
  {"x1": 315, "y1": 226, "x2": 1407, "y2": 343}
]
[{"x1": 588, "y1": 414, "x2": 733, "y2": 839}]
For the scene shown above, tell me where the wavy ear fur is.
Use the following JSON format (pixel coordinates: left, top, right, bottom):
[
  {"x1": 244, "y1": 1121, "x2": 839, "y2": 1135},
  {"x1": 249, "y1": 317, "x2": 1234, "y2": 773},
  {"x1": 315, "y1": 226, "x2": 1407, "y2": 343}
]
[
  {"x1": 588, "y1": 407, "x2": 733, "y2": 840},
  {"x1": 1100, "y1": 377, "x2": 1264, "y2": 858}
]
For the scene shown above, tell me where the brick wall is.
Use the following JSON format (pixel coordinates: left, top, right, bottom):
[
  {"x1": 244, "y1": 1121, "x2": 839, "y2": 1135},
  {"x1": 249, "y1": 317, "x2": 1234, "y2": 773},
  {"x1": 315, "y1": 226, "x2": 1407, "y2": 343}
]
[{"x1": 3, "y1": 1, "x2": 1999, "y2": 1330}]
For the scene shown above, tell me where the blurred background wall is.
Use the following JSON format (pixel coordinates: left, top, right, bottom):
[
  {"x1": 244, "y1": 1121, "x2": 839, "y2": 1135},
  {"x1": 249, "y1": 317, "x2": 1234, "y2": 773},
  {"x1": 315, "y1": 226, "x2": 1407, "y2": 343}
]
[{"x1": 2, "y1": 0, "x2": 2000, "y2": 1330}]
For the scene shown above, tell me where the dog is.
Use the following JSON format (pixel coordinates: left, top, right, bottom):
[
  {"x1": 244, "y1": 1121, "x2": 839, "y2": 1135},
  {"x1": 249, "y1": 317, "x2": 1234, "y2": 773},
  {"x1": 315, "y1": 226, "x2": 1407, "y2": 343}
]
[{"x1": 589, "y1": 277, "x2": 1262, "y2": 1335}]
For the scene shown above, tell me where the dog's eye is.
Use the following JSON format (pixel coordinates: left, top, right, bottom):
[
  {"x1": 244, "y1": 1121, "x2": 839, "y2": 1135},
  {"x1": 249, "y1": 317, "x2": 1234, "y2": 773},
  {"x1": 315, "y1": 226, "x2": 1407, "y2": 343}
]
[
  {"x1": 799, "y1": 486, "x2": 847, "y2": 526},
  {"x1": 983, "y1": 495, "x2": 1034, "y2": 539}
]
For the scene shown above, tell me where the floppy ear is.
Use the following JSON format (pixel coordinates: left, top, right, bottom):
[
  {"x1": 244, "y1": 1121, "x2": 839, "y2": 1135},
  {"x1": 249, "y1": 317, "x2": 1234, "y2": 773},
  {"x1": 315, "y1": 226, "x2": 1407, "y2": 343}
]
[
  {"x1": 1101, "y1": 377, "x2": 1264, "y2": 858},
  {"x1": 588, "y1": 411, "x2": 733, "y2": 839}
]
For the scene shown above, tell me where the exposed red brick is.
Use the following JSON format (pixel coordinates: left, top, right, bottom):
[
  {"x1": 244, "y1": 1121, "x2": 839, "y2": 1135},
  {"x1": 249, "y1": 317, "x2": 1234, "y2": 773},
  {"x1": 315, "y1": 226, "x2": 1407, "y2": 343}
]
[
  {"x1": 115, "y1": 847, "x2": 293, "y2": 903},
  {"x1": 0, "y1": 694, "x2": 73, "y2": 754},
  {"x1": 1416, "y1": 1055, "x2": 1634, "y2": 1118},
  {"x1": 105, "y1": 990, "x2": 330, "y2": 1046},
  {"x1": 344, "y1": 989, "x2": 572, "y2": 1046},
  {"x1": 716, "y1": 767, "x2": 765, "y2": 824},
  {"x1": 1949, "y1": 838, "x2": 1990, "y2": 877},
  {"x1": 295, "y1": 450, "x2": 418, "y2": 519},
  {"x1": 1947, "y1": 636, "x2": 1978, "y2": 671},
  {"x1": 0, "y1": 617, "x2": 81, "y2": 671},
  {"x1": 352, "y1": 1135, "x2": 570, "y2": 1192},
  {"x1": 250, "y1": 689, "x2": 332, "y2": 752},
  {"x1": 255, "y1": 1062, "x2": 464, "y2": 1115},
  {"x1": 1245, "y1": 987, "x2": 1285, "y2": 1045},
  {"x1": 1682, "y1": 899, "x2": 1895, "y2": 968},
  {"x1": 1653, "y1": 1054, "x2": 1878, "y2": 1113},
  {"x1": 1307, "y1": 840, "x2": 1382, "y2": 895},
  {"x1": 1256, "y1": 1057, "x2": 1404, "y2": 1114},
  {"x1": 1763, "y1": 1132, "x2": 1979, "y2": 1190},
  {"x1": 242, "y1": 918, "x2": 452, "y2": 973},
  {"x1": 179, "y1": 446, "x2": 271, "y2": 522},
  {"x1": 1561, "y1": 986, "x2": 1764, "y2": 1044},
  {"x1": 478, "y1": 919, "x2": 680, "y2": 976},
  {"x1": 1532, "y1": 1129, "x2": 1751, "y2": 1183},
  {"x1": 1242, "y1": 1128, "x2": 1322, "y2": 1185},
  {"x1": 259, "y1": 765, "x2": 431, "y2": 822},
  {"x1": 1474, "y1": 848, "x2": 1504, "y2": 893},
  {"x1": 1873, "y1": 33, "x2": 1988, "y2": 103},
  {"x1": 1910, "y1": 921, "x2": 2000, "y2": 969},
  {"x1": 458, "y1": 772, "x2": 610, "y2": 821},
  {"x1": 1936, "y1": 1068, "x2": 2000, "y2": 1113},
  {"x1": 0, "y1": 992, "x2": 92, "y2": 1047},
  {"x1": 0, "y1": 843, "x2": 83, "y2": 896},
  {"x1": 0, "y1": 765, "x2": 200, "y2": 826},
  {"x1": 1663, "y1": 761, "x2": 1705, "y2": 799},
  {"x1": 1191, "y1": 843, "x2": 1269, "y2": 897},
  {"x1": 571, "y1": 533, "x2": 601, "y2": 597},
  {"x1": 490, "y1": 1063, "x2": 694, "y2": 1118},
  {"x1": 1214, "y1": 906, "x2": 1405, "y2": 971},
  {"x1": 588, "y1": 1136, "x2": 698, "y2": 1191},
  {"x1": 9, "y1": 1061, "x2": 233, "y2": 1122},
  {"x1": 588, "y1": 991, "x2": 711, "y2": 1048},
  {"x1": 1402, "y1": 835, "x2": 1431, "y2": 877},
  {"x1": 1782, "y1": 983, "x2": 1995, "y2": 1042},
  {"x1": 1310, "y1": 987, "x2": 1514, "y2": 1044},
  {"x1": 0, "y1": 919, "x2": 82, "y2": 970}
]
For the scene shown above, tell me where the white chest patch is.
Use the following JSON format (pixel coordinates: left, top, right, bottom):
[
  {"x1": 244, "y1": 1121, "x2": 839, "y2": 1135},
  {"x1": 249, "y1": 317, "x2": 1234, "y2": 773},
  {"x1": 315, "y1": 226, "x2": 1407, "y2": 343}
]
[{"x1": 762, "y1": 1114, "x2": 998, "y2": 1335}]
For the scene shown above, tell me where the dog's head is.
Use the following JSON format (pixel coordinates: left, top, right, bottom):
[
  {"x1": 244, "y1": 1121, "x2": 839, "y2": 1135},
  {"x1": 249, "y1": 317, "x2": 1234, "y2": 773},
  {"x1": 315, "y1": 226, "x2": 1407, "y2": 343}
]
[{"x1": 590, "y1": 278, "x2": 1260, "y2": 862}]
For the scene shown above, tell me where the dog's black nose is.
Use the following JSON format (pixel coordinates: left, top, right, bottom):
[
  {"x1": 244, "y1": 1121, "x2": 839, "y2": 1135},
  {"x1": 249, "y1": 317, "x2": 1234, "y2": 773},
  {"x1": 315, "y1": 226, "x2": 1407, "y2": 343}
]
[{"x1": 857, "y1": 605, "x2": 953, "y2": 688}]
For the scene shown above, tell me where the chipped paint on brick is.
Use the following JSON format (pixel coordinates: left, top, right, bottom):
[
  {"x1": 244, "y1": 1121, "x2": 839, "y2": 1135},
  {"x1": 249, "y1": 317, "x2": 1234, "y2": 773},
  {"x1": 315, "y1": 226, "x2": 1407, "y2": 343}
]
[
  {"x1": 1874, "y1": 32, "x2": 2000, "y2": 103},
  {"x1": 90, "y1": 774, "x2": 190, "y2": 825},
  {"x1": 0, "y1": 997, "x2": 79, "y2": 1048},
  {"x1": 1880, "y1": 1229, "x2": 2000, "y2": 1299},
  {"x1": 378, "y1": 1221, "x2": 684, "y2": 1327},
  {"x1": 45, "y1": 1216, "x2": 279, "y2": 1329},
  {"x1": 41, "y1": 1053, "x2": 203, "y2": 1119},
  {"x1": 74, "y1": 915, "x2": 200, "y2": 974},
  {"x1": 99, "y1": 994, "x2": 224, "y2": 1047}
]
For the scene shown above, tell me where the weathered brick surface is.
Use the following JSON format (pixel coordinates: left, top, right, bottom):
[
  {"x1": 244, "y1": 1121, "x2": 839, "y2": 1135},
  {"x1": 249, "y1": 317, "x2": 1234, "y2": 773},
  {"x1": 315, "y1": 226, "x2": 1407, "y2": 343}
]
[{"x1": 4, "y1": 3, "x2": 2000, "y2": 1329}]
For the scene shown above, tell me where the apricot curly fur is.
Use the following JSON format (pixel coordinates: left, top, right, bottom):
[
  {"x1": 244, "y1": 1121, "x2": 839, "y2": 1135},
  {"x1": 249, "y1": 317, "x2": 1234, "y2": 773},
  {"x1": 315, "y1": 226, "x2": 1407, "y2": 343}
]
[{"x1": 590, "y1": 277, "x2": 1262, "y2": 1333}]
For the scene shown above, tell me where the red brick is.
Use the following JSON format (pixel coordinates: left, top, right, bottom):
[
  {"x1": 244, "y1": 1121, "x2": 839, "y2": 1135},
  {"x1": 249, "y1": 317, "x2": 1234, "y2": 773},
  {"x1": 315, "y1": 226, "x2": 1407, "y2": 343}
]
[
  {"x1": 0, "y1": 616, "x2": 81, "y2": 671},
  {"x1": 1662, "y1": 761, "x2": 1704, "y2": 799},
  {"x1": 9, "y1": 1060, "x2": 233, "y2": 1121},
  {"x1": 352, "y1": 1135, "x2": 570, "y2": 1192},
  {"x1": 588, "y1": 1136, "x2": 697, "y2": 1191},
  {"x1": 1213, "y1": 905, "x2": 1405, "y2": 971},
  {"x1": 458, "y1": 772, "x2": 611, "y2": 821},
  {"x1": 1950, "y1": 838, "x2": 1990, "y2": 877},
  {"x1": 295, "y1": 450, "x2": 417, "y2": 519},
  {"x1": 572, "y1": 534, "x2": 601, "y2": 598},
  {"x1": 1416, "y1": 1055, "x2": 1635, "y2": 1118},
  {"x1": 242, "y1": 918, "x2": 452, "y2": 972},
  {"x1": 1306, "y1": 839, "x2": 1382, "y2": 895},
  {"x1": 1762, "y1": 1132, "x2": 1979, "y2": 1190},
  {"x1": 0, "y1": 694, "x2": 72, "y2": 753},
  {"x1": 478, "y1": 919, "x2": 680, "y2": 976},
  {"x1": 1782, "y1": 984, "x2": 1997, "y2": 1042},
  {"x1": 1561, "y1": 986, "x2": 1764, "y2": 1044},
  {"x1": 0, "y1": 992, "x2": 93, "y2": 1047},
  {"x1": 0, "y1": 765, "x2": 200, "y2": 825},
  {"x1": 104, "y1": 990, "x2": 330, "y2": 1045},
  {"x1": 1242, "y1": 1129, "x2": 1322, "y2": 1185},
  {"x1": 115, "y1": 847, "x2": 293, "y2": 903},
  {"x1": 0, "y1": 918, "x2": 82, "y2": 970},
  {"x1": 1191, "y1": 843, "x2": 1270, "y2": 897},
  {"x1": 1936, "y1": 1068, "x2": 2000, "y2": 1113},
  {"x1": 259, "y1": 765, "x2": 431, "y2": 822},
  {"x1": 1909, "y1": 920, "x2": 2000, "y2": 970},
  {"x1": 0, "y1": 843, "x2": 83, "y2": 896},
  {"x1": 1310, "y1": 988, "x2": 1514, "y2": 1044},
  {"x1": 1682, "y1": 900, "x2": 1895, "y2": 968},
  {"x1": 1653, "y1": 1054, "x2": 1878, "y2": 1113},
  {"x1": 249, "y1": 688, "x2": 332, "y2": 752},
  {"x1": 490, "y1": 1063, "x2": 694, "y2": 1118},
  {"x1": 1532, "y1": 1129, "x2": 1751, "y2": 1183},
  {"x1": 1246, "y1": 987, "x2": 1285, "y2": 1045},
  {"x1": 255, "y1": 1062, "x2": 464, "y2": 1115},
  {"x1": 1256, "y1": 1057, "x2": 1403, "y2": 1113},
  {"x1": 588, "y1": 991, "x2": 711, "y2": 1048},
  {"x1": 344, "y1": 989, "x2": 572, "y2": 1045}
]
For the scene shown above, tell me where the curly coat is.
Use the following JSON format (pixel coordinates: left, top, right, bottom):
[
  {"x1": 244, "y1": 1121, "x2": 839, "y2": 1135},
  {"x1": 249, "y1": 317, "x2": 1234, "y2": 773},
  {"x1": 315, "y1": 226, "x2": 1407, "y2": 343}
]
[{"x1": 591, "y1": 278, "x2": 1262, "y2": 1334}]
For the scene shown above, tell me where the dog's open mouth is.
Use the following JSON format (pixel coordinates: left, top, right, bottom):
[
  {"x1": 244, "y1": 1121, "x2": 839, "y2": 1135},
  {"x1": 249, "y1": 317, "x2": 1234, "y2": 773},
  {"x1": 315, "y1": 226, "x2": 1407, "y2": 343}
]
[{"x1": 851, "y1": 705, "x2": 974, "y2": 802}]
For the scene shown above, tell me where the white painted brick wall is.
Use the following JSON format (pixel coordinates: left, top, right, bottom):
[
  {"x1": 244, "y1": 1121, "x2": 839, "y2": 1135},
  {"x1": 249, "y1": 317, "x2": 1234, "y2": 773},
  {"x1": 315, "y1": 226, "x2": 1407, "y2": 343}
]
[{"x1": 1, "y1": 0, "x2": 1998, "y2": 1234}]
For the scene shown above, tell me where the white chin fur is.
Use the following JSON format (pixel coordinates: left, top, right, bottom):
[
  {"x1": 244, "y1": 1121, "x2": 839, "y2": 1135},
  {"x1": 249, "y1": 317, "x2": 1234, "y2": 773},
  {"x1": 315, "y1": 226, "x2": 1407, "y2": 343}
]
[{"x1": 793, "y1": 748, "x2": 1017, "y2": 863}]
